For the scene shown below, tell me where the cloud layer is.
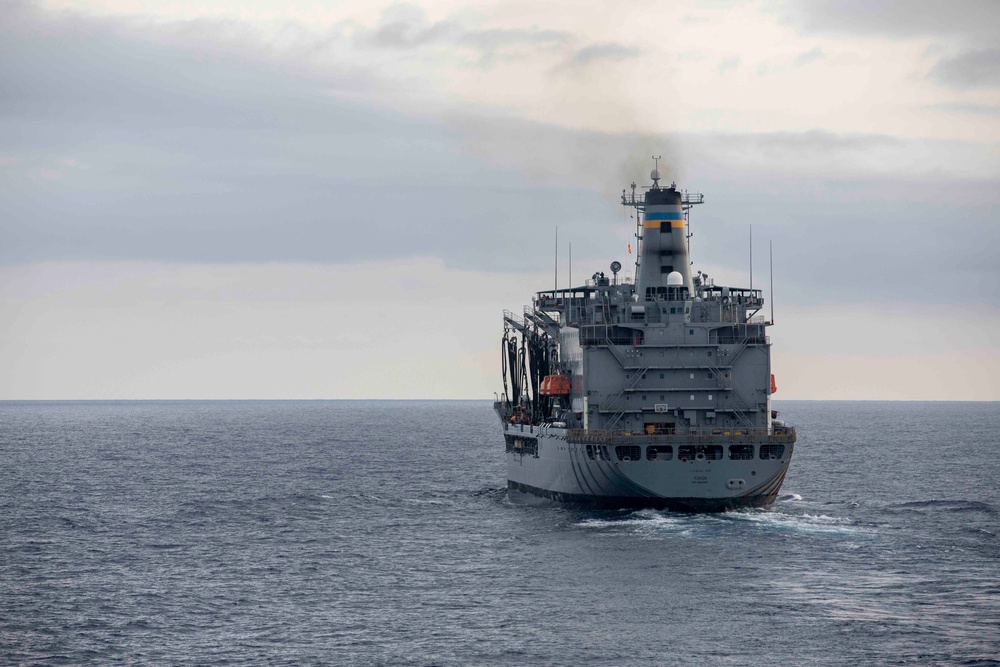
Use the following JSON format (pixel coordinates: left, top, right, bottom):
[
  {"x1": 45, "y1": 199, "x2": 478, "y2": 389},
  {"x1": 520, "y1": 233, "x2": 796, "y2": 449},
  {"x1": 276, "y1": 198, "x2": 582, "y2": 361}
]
[{"x1": 2, "y1": 0, "x2": 999, "y2": 399}]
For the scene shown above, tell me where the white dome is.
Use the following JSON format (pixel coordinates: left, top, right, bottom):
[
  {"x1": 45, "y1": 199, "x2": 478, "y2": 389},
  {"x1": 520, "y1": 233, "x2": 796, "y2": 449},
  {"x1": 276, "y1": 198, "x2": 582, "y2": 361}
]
[{"x1": 666, "y1": 271, "x2": 684, "y2": 286}]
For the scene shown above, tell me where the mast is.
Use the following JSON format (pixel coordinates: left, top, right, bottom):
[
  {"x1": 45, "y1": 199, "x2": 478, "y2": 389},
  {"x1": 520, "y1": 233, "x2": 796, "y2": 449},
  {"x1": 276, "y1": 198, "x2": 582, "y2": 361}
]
[
  {"x1": 569, "y1": 242, "x2": 572, "y2": 290},
  {"x1": 554, "y1": 226, "x2": 558, "y2": 293},
  {"x1": 770, "y1": 240, "x2": 775, "y2": 325}
]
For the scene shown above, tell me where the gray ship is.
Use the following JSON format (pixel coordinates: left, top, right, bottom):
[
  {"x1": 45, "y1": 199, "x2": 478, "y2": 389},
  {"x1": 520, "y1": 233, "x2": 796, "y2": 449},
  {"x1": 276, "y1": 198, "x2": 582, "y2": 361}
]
[{"x1": 494, "y1": 166, "x2": 796, "y2": 512}]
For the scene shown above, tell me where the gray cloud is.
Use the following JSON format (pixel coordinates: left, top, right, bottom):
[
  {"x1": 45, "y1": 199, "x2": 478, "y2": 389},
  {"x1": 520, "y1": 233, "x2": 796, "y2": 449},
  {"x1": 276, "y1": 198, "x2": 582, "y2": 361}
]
[
  {"x1": 353, "y1": 2, "x2": 570, "y2": 65},
  {"x1": 925, "y1": 102, "x2": 1000, "y2": 117},
  {"x1": 779, "y1": 0, "x2": 1000, "y2": 43},
  {"x1": 1, "y1": 1, "x2": 997, "y2": 310},
  {"x1": 681, "y1": 15, "x2": 711, "y2": 26},
  {"x1": 687, "y1": 172, "x2": 1000, "y2": 307},
  {"x1": 459, "y1": 27, "x2": 571, "y2": 52},
  {"x1": 778, "y1": 0, "x2": 1000, "y2": 90},
  {"x1": 689, "y1": 129, "x2": 901, "y2": 161},
  {"x1": 757, "y1": 47, "x2": 824, "y2": 77},
  {"x1": 718, "y1": 56, "x2": 741, "y2": 74},
  {"x1": 927, "y1": 49, "x2": 1000, "y2": 89},
  {"x1": 347, "y1": 3, "x2": 649, "y2": 73},
  {"x1": 793, "y1": 47, "x2": 825, "y2": 67},
  {"x1": 0, "y1": 3, "x2": 377, "y2": 131},
  {"x1": 363, "y1": 3, "x2": 459, "y2": 49},
  {"x1": 564, "y1": 43, "x2": 643, "y2": 69},
  {"x1": 0, "y1": 2, "x2": 580, "y2": 271}
]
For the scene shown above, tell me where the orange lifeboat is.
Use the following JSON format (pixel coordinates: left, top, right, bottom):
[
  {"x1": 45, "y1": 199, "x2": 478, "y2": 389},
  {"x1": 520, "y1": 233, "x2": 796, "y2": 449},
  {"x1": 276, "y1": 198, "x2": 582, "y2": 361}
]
[
  {"x1": 770, "y1": 373, "x2": 777, "y2": 394},
  {"x1": 540, "y1": 374, "x2": 571, "y2": 396}
]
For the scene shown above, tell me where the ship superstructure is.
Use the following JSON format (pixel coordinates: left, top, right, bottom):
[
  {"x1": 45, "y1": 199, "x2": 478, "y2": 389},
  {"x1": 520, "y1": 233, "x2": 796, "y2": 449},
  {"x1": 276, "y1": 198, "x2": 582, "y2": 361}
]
[{"x1": 494, "y1": 168, "x2": 796, "y2": 511}]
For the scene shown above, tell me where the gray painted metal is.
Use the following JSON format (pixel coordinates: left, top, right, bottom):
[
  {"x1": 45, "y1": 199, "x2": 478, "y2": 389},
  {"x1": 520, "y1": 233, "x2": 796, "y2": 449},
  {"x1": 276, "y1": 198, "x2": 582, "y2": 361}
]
[{"x1": 496, "y1": 175, "x2": 796, "y2": 511}]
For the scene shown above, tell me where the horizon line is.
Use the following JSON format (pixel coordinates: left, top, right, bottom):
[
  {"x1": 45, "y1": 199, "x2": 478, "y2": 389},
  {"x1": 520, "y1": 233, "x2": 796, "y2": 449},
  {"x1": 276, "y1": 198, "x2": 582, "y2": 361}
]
[{"x1": 1, "y1": 398, "x2": 997, "y2": 404}]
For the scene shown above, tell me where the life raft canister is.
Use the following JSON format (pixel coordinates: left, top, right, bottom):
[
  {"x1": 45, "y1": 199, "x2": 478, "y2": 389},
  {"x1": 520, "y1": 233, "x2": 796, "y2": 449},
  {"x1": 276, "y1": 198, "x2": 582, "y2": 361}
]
[{"x1": 539, "y1": 374, "x2": 571, "y2": 396}]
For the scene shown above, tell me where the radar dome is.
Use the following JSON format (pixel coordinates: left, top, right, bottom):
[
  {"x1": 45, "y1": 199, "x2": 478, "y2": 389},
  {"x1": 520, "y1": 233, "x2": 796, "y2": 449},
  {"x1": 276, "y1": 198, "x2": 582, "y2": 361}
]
[
  {"x1": 666, "y1": 271, "x2": 684, "y2": 286},
  {"x1": 650, "y1": 169, "x2": 660, "y2": 181}
]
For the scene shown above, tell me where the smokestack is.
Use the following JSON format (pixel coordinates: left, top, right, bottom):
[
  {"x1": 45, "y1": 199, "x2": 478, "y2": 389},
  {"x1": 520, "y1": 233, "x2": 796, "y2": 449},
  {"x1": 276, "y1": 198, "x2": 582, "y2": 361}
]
[{"x1": 636, "y1": 173, "x2": 692, "y2": 301}]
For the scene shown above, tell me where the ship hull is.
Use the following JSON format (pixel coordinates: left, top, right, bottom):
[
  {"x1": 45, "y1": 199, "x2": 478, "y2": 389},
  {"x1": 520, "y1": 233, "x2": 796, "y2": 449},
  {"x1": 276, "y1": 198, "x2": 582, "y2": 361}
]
[{"x1": 503, "y1": 423, "x2": 792, "y2": 512}]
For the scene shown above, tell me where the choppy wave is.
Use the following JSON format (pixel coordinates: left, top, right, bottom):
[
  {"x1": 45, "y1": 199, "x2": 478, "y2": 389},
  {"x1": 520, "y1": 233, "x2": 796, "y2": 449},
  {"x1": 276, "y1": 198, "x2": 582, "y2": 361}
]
[
  {"x1": 721, "y1": 509, "x2": 866, "y2": 534},
  {"x1": 889, "y1": 499, "x2": 996, "y2": 514},
  {"x1": 576, "y1": 507, "x2": 866, "y2": 538}
]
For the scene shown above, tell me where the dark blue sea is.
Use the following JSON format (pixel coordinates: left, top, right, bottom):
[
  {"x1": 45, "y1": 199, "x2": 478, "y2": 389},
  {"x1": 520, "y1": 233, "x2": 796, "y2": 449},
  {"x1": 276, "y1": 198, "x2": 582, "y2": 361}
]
[{"x1": 2, "y1": 400, "x2": 998, "y2": 666}]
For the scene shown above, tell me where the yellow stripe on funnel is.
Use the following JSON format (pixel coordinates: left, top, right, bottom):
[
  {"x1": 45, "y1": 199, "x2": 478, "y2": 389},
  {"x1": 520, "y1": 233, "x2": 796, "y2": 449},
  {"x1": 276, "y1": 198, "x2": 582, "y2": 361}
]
[{"x1": 643, "y1": 219, "x2": 686, "y2": 229}]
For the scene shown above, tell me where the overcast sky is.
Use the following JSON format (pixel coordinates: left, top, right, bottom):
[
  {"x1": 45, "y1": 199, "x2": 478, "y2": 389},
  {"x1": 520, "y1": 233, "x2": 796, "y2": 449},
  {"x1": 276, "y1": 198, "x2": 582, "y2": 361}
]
[{"x1": 2, "y1": 0, "x2": 998, "y2": 400}]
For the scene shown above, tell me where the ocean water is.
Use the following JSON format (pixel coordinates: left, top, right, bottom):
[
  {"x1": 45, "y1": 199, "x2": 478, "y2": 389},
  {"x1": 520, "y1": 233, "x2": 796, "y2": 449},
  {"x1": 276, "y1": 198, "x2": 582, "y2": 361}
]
[{"x1": 1, "y1": 400, "x2": 998, "y2": 666}]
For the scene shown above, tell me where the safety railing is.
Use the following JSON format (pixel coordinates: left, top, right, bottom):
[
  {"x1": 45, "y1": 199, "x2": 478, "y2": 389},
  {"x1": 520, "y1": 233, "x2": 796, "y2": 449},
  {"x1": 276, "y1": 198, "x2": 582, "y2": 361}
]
[{"x1": 568, "y1": 426, "x2": 796, "y2": 445}]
